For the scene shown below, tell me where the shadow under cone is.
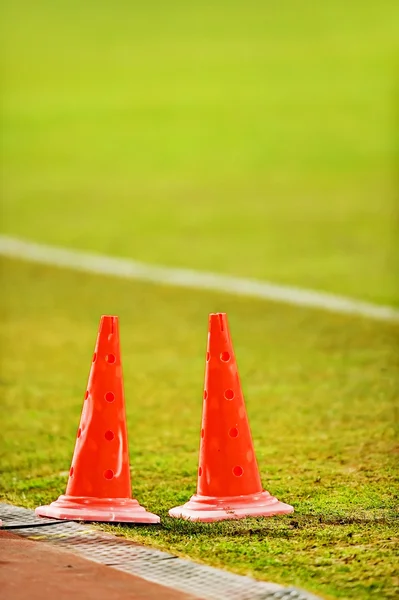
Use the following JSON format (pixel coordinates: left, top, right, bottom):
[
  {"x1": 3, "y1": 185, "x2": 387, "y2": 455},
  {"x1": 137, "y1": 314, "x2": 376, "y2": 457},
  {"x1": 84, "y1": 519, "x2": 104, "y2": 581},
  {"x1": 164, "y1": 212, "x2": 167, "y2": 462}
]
[
  {"x1": 169, "y1": 313, "x2": 293, "y2": 522},
  {"x1": 36, "y1": 316, "x2": 160, "y2": 523}
]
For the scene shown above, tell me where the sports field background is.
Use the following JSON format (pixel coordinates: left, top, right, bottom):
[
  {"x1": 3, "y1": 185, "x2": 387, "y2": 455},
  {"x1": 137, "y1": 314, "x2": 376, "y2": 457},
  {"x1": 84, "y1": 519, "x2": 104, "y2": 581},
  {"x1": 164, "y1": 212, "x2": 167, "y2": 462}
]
[{"x1": 1, "y1": 2, "x2": 398, "y2": 599}]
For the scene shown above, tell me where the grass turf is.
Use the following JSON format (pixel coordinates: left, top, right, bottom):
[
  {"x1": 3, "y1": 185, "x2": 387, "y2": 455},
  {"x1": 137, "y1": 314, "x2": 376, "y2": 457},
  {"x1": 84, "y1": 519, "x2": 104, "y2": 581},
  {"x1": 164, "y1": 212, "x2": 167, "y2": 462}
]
[
  {"x1": 1, "y1": 1, "x2": 399, "y2": 598},
  {"x1": 2, "y1": 0, "x2": 399, "y2": 305},
  {"x1": 1, "y1": 258, "x2": 398, "y2": 599}
]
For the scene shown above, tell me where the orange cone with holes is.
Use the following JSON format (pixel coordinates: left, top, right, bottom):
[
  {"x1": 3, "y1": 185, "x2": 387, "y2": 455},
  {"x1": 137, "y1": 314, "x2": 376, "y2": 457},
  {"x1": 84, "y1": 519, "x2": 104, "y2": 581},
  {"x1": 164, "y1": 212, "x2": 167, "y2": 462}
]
[
  {"x1": 36, "y1": 315, "x2": 160, "y2": 523},
  {"x1": 169, "y1": 313, "x2": 293, "y2": 522}
]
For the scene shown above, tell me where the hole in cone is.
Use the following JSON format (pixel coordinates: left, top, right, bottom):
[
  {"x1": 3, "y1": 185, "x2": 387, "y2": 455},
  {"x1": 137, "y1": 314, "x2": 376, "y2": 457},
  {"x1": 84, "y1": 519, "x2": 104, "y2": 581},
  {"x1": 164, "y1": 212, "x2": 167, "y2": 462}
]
[
  {"x1": 105, "y1": 392, "x2": 115, "y2": 402},
  {"x1": 201, "y1": 428, "x2": 205, "y2": 438},
  {"x1": 69, "y1": 467, "x2": 74, "y2": 477},
  {"x1": 198, "y1": 467, "x2": 203, "y2": 476},
  {"x1": 225, "y1": 389, "x2": 234, "y2": 400},
  {"x1": 77, "y1": 428, "x2": 81, "y2": 438},
  {"x1": 206, "y1": 352, "x2": 210, "y2": 362},
  {"x1": 106, "y1": 354, "x2": 116, "y2": 364},
  {"x1": 84, "y1": 390, "x2": 89, "y2": 400},
  {"x1": 92, "y1": 353, "x2": 97, "y2": 362},
  {"x1": 220, "y1": 351, "x2": 230, "y2": 362},
  {"x1": 104, "y1": 469, "x2": 114, "y2": 480},
  {"x1": 203, "y1": 390, "x2": 208, "y2": 400},
  {"x1": 105, "y1": 430, "x2": 114, "y2": 441},
  {"x1": 233, "y1": 465, "x2": 243, "y2": 477},
  {"x1": 229, "y1": 427, "x2": 239, "y2": 438}
]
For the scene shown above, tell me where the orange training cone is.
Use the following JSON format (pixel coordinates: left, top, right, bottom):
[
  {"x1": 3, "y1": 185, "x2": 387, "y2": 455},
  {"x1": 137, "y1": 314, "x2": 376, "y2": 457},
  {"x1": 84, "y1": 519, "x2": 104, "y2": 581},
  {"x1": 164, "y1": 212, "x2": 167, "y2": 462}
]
[
  {"x1": 169, "y1": 313, "x2": 293, "y2": 522},
  {"x1": 36, "y1": 316, "x2": 160, "y2": 523}
]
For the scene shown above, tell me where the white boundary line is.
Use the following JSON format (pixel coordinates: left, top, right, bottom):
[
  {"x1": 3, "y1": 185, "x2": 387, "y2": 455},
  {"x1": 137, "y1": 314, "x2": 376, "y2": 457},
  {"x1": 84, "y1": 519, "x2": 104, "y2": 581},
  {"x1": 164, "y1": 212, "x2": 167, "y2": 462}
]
[{"x1": 0, "y1": 234, "x2": 398, "y2": 323}]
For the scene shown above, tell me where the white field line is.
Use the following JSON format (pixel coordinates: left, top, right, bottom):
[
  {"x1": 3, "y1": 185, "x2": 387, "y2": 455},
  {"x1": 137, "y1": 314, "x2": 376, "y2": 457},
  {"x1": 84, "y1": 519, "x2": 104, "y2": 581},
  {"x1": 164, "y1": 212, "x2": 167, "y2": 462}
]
[{"x1": 0, "y1": 234, "x2": 398, "y2": 323}]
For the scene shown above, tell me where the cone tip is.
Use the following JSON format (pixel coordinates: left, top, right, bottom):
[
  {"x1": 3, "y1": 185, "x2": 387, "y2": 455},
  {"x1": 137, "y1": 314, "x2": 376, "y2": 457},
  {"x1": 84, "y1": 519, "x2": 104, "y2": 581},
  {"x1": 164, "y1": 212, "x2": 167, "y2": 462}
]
[
  {"x1": 209, "y1": 313, "x2": 228, "y2": 332},
  {"x1": 99, "y1": 315, "x2": 119, "y2": 336}
]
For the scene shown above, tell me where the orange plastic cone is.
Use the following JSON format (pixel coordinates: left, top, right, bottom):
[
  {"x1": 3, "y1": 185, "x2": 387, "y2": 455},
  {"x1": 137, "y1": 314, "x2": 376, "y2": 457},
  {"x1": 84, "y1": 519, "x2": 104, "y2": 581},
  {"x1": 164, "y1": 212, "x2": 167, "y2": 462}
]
[
  {"x1": 169, "y1": 312, "x2": 293, "y2": 522},
  {"x1": 36, "y1": 316, "x2": 160, "y2": 523}
]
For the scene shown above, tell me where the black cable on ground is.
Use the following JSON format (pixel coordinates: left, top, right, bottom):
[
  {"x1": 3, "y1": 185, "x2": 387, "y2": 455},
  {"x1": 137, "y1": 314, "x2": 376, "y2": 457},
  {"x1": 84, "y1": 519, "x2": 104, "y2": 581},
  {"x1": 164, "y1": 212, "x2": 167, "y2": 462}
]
[{"x1": 1, "y1": 520, "x2": 75, "y2": 530}]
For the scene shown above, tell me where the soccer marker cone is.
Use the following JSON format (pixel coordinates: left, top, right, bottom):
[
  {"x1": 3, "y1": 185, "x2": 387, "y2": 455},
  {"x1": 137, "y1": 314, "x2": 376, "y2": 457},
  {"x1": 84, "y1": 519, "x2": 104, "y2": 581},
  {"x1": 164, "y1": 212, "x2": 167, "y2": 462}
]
[
  {"x1": 36, "y1": 316, "x2": 160, "y2": 523},
  {"x1": 169, "y1": 313, "x2": 293, "y2": 522}
]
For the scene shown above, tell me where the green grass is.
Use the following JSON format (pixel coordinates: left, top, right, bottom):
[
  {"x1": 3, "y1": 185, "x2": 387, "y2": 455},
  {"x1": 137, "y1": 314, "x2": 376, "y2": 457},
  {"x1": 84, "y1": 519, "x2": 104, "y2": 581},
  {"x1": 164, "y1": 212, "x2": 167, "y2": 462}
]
[
  {"x1": 1, "y1": 258, "x2": 398, "y2": 599},
  {"x1": 1, "y1": 1, "x2": 399, "y2": 599},
  {"x1": 2, "y1": 0, "x2": 399, "y2": 304}
]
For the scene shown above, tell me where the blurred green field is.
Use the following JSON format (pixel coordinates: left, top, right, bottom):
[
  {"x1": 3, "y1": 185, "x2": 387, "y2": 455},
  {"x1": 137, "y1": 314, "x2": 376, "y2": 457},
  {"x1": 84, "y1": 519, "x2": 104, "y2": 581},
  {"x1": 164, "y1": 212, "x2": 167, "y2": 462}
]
[
  {"x1": 2, "y1": 0, "x2": 398, "y2": 303},
  {"x1": 1, "y1": 1, "x2": 399, "y2": 599}
]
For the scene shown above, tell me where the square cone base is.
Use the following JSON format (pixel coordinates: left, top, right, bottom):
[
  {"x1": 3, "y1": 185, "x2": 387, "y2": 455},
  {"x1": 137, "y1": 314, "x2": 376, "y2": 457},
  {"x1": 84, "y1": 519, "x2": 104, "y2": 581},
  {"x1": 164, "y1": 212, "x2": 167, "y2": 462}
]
[
  {"x1": 169, "y1": 490, "x2": 293, "y2": 522},
  {"x1": 36, "y1": 495, "x2": 160, "y2": 524}
]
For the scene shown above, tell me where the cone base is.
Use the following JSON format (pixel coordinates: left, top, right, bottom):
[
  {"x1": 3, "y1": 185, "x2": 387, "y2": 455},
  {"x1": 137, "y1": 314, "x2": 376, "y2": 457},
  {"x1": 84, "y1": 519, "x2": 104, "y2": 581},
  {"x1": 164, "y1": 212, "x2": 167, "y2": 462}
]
[
  {"x1": 169, "y1": 490, "x2": 293, "y2": 522},
  {"x1": 36, "y1": 495, "x2": 160, "y2": 524}
]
